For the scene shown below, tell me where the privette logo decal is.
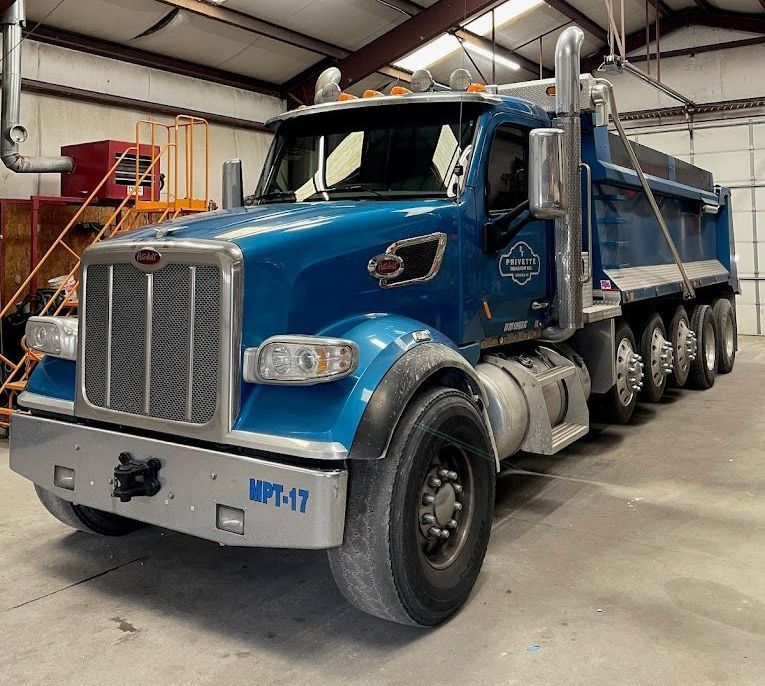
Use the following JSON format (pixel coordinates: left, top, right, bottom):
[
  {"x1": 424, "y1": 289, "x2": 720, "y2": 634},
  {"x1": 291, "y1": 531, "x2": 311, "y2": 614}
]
[{"x1": 499, "y1": 241, "x2": 541, "y2": 285}]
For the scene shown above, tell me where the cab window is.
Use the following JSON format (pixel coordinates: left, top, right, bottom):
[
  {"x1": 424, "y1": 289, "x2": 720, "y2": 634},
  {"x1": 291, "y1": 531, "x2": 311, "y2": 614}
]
[{"x1": 486, "y1": 125, "x2": 528, "y2": 213}]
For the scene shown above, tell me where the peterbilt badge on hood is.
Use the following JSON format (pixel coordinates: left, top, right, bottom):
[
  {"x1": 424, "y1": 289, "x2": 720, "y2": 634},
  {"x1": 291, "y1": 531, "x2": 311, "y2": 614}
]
[
  {"x1": 368, "y1": 253, "x2": 404, "y2": 280},
  {"x1": 134, "y1": 248, "x2": 162, "y2": 266}
]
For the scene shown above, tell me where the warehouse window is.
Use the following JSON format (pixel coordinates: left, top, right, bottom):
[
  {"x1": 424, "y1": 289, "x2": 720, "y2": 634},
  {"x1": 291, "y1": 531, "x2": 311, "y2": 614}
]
[{"x1": 486, "y1": 124, "x2": 528, "y2": 213}]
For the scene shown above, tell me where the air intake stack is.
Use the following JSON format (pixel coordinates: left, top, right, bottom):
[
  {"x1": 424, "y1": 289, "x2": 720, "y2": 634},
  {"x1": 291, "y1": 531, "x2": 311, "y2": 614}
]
[{"x1": 543, "y1": 26, "x2": 585, "y2": 341}]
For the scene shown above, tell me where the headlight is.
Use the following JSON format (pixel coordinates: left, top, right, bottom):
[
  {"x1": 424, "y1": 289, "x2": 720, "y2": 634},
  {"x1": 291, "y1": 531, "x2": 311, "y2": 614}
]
[
  {"x1": 26, "y1": 316, "x2": 78, "y2": 360},
  {"x1": 244, "y1": 336, "x2": 358, "y2": 385}
]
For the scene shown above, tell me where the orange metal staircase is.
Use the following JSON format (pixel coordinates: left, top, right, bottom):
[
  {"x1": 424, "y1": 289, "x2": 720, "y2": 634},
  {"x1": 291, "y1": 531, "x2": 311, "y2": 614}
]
[{"x1": 0, "y1": 116, "x2": 210, "y2": 428}]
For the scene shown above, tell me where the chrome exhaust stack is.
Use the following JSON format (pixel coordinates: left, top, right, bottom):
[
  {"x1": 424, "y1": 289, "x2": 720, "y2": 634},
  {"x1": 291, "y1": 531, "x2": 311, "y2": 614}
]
[
  {"x1": 1, "y1": 0, "x2": 73, "y2": 174},
  {"x1": 542, "y1": 26, "x2": 584, "y2": 342},
  {"x1": 221, "y1": 159, "x2": 244, "y2": 209}
]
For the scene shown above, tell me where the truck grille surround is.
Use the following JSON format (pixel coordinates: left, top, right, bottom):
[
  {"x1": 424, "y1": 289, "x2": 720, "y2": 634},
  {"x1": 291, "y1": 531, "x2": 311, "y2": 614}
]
[{"x1": 77, "y1": 240, "x2": 242, "y2": 439}]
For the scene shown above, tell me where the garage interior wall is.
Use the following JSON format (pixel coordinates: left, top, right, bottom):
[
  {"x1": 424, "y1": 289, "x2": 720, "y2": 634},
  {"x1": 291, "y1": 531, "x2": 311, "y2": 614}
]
[
  {"x1": 605, "y1": 26, "x2": 765, "y2": 335},
  {"x1": 0, "y1": 38, "x2": 285, "y2": 201}
]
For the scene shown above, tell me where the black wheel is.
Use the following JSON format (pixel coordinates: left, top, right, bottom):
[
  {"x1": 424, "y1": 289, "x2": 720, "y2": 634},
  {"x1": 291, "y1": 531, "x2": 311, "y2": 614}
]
[
  {"x1": 639, "y1": 313, "x2": 671, "y2": 402},
  {"x1": 35, "y1": 486, "x2": 144, "y2": 536},
  {"x1": 712, "y1": 297, "x2": 736, "y2": 374},
  {"x1": 328, "y1": 387, "x2": 495, "y2": 626},
  {"x1": 591, "y1": 321, "x2": 641, "y2": 424},
  {"x1": 689, "y1": 304, "x2": 718, "y2": 389},
  {"x1": 667, "y1": 305, "x2": 693, "y2": 387}
]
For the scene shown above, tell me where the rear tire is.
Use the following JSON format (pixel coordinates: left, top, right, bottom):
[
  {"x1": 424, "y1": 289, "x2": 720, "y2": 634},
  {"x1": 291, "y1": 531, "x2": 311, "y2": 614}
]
[
  {"x1": 328, "y1": 387, "x2": 495, "y2": 626},
  {"x1": 639, "y1": 313, "x2": 669, "y2": 402},
  {"x1": 711, "y1": 297, "x2": 736, "y2": 374},
  {"x1": 689, "y1": 304, "x2": 718, "y2": 389},
  {"x1": 35, "y1": 486, "x2": 144, "y2": 536},
  {"x1": 667, "y1": 305, "x2": 692, "y2": 387},
  {"x1": 592, "y1": 321, "x2": 640, "y2": 424}
]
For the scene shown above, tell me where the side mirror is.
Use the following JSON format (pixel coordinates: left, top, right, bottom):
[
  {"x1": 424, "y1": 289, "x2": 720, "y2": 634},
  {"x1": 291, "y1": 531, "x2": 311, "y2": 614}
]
[
  {"x1": 222, "y1": 159, "x2": 244, "y2": 210},
  {"x1": 529, "y1": 128, "x2": 565, "y2": 218}
]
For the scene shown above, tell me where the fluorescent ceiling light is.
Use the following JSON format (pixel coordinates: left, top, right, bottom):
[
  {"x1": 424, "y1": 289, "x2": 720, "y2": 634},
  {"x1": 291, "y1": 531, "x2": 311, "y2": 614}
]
[
  {"x1": 464, "y1": 0, "x2": 544, "y2": 36},
  {"x1": 395, "y1": 34, "x2": 460, "y2": 72},
  {"x1": 463, "y1": 42, "x2": 521, "y2": 70},
  {"x1": 393, "y1": 0, "x2": 542, "y2": 72}
]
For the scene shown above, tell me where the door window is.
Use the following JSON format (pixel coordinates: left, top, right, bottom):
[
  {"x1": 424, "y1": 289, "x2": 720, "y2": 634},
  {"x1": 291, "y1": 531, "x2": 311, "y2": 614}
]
[{"x1": 486, "y1": 125, "x2": 528, "y2": 213}]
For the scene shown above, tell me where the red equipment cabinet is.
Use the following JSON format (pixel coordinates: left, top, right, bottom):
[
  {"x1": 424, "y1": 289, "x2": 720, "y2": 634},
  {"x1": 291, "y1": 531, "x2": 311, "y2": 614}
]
[{"x1": 60, "y1": 140, "x2": 161, "y2": 203}]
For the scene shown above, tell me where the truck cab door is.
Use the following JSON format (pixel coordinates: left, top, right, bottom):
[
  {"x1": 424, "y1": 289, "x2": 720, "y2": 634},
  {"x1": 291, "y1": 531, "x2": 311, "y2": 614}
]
[{"x1": 477, "y1": 122, "x2": 551, "y2": 340}]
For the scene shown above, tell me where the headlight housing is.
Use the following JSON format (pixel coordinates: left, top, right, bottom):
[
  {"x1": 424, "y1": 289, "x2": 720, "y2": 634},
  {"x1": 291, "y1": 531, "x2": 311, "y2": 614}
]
[
  {"x1": 244, "y1": 336, "x2": 358, "y2": 385},
  {"x1": 26, "y1": 316, "x2": 79, "y2": 360}
]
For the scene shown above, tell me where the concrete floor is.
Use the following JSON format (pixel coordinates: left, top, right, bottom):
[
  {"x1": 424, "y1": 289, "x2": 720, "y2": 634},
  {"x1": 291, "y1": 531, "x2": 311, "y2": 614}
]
[{"x1": 1, "y1": 338, "x2": 763, "y2": 686}]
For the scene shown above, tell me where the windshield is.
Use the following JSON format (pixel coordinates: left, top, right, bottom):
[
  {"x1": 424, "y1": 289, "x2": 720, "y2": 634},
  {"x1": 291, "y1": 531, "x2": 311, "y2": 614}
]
[{"x1": 255, "y1": 103, "x2": 479, "y2": 203}]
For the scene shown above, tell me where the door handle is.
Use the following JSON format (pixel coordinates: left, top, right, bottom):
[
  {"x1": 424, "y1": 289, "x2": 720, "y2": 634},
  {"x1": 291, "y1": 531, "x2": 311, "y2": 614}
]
[{"x1": 531, "y1": 300, "x2": 549, "y2": 310}]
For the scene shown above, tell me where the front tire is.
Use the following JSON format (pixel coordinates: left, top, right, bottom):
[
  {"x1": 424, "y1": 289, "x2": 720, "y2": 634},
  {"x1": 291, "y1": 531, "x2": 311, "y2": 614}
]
[
  {"x1": 328, "y1": 387, "x2": 495, "y2": 626},
  {"x1": 35, "y1": 486, "x2": 144, "y2": 536}
]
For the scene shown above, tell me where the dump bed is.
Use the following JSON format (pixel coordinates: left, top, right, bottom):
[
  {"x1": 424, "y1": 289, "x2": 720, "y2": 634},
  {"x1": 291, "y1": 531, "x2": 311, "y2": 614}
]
[{"x1": 583, "y1": 116, "x2": 738, "y2": 302}]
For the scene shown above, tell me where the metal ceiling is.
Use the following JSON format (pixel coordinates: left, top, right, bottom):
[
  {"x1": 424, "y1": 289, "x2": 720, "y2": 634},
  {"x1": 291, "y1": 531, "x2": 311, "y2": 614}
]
[{"x1": 18, "y1": 0, "x2": 765, "y2": 102}]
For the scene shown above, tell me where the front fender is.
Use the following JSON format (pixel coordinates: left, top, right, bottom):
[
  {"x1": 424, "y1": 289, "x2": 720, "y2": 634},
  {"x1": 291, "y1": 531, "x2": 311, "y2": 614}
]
[
  {"x1": 349, "y1": 340, "x2": 489, "y2": 461},
  {"x1": 234, "y1": 314, "x2": 463, "y2": 453}
]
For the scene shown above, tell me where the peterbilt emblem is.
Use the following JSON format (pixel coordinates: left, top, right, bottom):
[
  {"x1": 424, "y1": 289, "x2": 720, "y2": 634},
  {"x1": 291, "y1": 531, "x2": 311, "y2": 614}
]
[
  {"x1": 134, "y1": 248, "x2": 162, "y2": 266},
  {"x1": 368, "y1": 253, "x2": 404, "y2": 280}
]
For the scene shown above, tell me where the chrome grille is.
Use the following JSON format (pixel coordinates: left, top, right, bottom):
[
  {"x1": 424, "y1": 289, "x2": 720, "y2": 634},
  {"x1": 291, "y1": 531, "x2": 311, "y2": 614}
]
[{"x1": 83, "y1": 261, "x2": 221, "y2": 425}]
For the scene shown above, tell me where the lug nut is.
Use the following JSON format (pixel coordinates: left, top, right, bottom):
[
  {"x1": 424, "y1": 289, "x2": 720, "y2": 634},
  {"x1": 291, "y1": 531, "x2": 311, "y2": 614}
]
[
  {"x1": 428, "y1": 526, "x2": 442, "y2": 538},
  {"x1": 453, "y1": 484, "x2": 463, "y2": 494},
  {"x1": 439, "y1": 529, "x2": 450, "y2": 540},
  {"x1": 422, "y1": 513, "x2": 435, "y2": 525},
  {"x1": 438, "y1": 468, "x2": 449, "y2": 479},
  {"x1": 429, "y1": 477, "x2": 442, "y2": 489},
  {"x1": 453, "y1": 502, "x2": 463, "y2": 511},
  {"x1": 447, "y1": 471, "x2": 458, "y2": 481},
  {"x1": 446, "y1": 519, "x2": 458, "y2": 529},
  {"x1": 422, "y1": 494, "x2": 435, "y2": 505}
]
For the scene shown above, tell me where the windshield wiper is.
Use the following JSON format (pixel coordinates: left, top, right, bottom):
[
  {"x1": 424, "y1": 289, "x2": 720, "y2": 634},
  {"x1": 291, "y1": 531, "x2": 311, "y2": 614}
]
[
  {"x1": 307, "y1": 184, "x2": 393, "y2": 201},
  {"x1": 254, "y1": 190, "x2": 297, "y2": 204}
]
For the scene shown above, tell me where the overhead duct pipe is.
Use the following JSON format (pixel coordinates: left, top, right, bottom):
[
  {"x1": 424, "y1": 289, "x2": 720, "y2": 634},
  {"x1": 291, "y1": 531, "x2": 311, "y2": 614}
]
[
  {"x1": 1, "y1": 0, "x2": 73, "y2": 173},
  {"x1": 542, "y1": 26, "x2": 584, "y2": 343}
]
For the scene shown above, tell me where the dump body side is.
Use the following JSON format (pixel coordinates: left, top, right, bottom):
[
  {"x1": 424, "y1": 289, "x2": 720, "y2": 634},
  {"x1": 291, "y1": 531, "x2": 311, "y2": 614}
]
[{"x1": 582, "y1": 113, "x2": 738, "y2": 303}]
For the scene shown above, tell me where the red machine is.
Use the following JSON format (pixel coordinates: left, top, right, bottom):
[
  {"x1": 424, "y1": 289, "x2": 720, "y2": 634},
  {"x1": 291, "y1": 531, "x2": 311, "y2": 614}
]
[{"x1": 60, "y1": 140, "x2": 161, "y2": 203}]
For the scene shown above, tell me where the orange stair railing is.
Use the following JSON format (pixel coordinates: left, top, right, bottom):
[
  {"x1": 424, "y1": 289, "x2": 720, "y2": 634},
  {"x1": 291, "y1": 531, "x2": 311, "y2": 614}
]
[{"x1": 0, "y1": 115, "x2": 210, "y2": 427}]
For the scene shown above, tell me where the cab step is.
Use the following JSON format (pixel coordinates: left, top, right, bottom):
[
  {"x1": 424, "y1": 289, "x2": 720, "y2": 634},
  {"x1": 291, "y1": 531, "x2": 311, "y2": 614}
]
[
  {"x1": 484, "y1": 346, "x2": 589, "y2": 456},
  {"x1": 551, "y1": 421, "x2": 589, "y2": 452},
  {"x1": 535, "y1": 364, "x2": 576, "y2": 387}
]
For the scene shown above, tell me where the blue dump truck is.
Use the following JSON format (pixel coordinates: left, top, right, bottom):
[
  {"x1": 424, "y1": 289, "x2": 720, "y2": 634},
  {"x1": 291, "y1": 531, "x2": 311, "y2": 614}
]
[{"x1": 10, "y1": 28, "x2": 738, "y2": 625}]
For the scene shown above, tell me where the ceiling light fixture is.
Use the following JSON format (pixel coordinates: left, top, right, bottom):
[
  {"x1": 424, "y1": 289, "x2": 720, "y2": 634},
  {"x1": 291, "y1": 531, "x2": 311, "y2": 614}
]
[
  {"x1": 463, "y1": 42, "x2": 521, "y2": 70},
  {"x1": 394, "y1": 34, "x2": 461, "y2": 72},
  {"x1": 463, "y1": 0, "x2": 544, "y2": 36},
  {"x1": 393, "y1": 0, "x2": 542, "y2": 72}
]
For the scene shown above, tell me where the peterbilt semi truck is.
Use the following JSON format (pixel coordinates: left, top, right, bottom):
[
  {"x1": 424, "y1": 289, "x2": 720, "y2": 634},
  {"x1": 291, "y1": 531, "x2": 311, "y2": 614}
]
[{"x1": 10, "y1": 28, "x2": 738, "y2": 626}]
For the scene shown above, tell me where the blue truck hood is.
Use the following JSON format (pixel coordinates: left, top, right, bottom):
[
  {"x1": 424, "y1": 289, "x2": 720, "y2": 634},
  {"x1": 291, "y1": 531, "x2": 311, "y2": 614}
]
[{"x1": 120, "y1": 200, "x2": 463, "y2": 346}]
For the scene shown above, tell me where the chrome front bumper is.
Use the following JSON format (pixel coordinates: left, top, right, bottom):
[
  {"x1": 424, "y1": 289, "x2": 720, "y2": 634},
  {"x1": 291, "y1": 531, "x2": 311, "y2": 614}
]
[{"x1": 10, "y1": 413, "x2": 347, "y2": 549}]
